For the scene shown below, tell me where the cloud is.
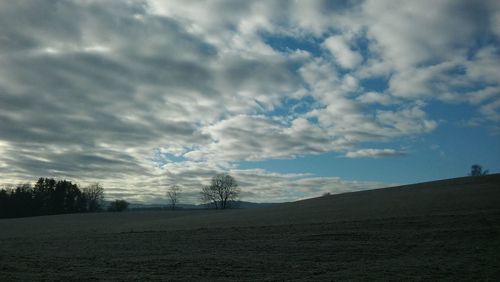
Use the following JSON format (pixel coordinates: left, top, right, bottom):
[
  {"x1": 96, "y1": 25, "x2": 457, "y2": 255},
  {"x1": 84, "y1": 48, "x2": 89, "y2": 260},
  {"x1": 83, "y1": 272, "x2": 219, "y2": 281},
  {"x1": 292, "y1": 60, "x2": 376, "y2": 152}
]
[
  {"x1": 375, "y1": 104, "x2": 438, "y2": 136},
  {"x1": 465, "y1": 47, "x2": 500, "y2": 85},
  {"x1": 357, "y1": 92, "x2": 395, "y2": 106},
  {"x1": 359, "y1": 0, "x2": 495, "y2": 69},
  {"x1": 184, "y1": 115, "x2": 334, "y2": 162},
  {"x1": 0, "y1": 0, "x2": 498, "y2": 203},
  {"x1": 351, "y1": 0, "x2": 500, "y2": 123},
  {"x1": 323, "y1": 35, "x2": 363, "y2": 69},
  {"x1": 346, "y1": 149, "x2": 406, "y2": 158},
  {"x1": 480, "y1": 99, "x2": 500, "y2": 122}
]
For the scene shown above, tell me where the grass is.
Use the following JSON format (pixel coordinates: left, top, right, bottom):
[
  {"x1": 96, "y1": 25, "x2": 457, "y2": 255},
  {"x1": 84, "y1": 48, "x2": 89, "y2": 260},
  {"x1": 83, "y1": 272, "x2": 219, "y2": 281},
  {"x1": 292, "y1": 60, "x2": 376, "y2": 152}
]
[{"x1": 1, "y1": 174, "x2": 499, "y2": 281}]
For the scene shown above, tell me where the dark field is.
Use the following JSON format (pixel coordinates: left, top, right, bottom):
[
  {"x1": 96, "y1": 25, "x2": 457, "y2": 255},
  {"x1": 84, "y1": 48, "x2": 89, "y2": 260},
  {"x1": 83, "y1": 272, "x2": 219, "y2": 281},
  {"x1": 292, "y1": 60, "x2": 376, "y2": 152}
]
[{"x1": 1, "y1": 175, "x2": 499, "y2": 281}]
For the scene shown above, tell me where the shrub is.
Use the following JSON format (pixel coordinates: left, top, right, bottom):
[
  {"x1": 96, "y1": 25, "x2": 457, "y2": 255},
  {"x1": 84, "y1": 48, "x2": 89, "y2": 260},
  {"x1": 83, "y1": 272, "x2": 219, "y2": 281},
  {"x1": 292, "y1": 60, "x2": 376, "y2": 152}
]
[{"x1": 107, "y1": 200, "x2": 129, "y2": 212}]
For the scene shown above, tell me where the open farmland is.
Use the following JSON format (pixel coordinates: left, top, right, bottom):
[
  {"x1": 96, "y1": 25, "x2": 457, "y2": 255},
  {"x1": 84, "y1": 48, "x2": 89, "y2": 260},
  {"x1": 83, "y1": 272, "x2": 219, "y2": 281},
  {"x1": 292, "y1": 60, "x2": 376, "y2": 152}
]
[{"x1": 1, "y1": 174, "x2": 499, "y2": 281}]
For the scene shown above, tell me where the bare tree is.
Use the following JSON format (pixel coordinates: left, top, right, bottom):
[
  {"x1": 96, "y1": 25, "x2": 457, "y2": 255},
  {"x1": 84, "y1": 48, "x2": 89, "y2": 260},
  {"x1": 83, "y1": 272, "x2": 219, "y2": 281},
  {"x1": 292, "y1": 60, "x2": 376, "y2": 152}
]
[
  {"x1": 201, "y1": 184, "x2": 219, "y2": 209},
  {"x1": 167, "y1": 185, "x2": 181, "y2": 210},
  {"x1": 82, "y1": 182, "x2": 104, "y2": 212},
  {"x1": 200, "y1": 174, "x2": 240, "y2": 209}
]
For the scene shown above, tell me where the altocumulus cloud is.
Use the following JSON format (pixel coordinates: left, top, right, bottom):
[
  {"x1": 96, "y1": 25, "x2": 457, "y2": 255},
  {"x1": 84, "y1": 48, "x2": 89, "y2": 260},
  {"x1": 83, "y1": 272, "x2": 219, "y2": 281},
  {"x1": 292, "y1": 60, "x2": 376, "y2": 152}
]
[{"x1": 0, "y1": 0, "x2": 499, "y2": 203}]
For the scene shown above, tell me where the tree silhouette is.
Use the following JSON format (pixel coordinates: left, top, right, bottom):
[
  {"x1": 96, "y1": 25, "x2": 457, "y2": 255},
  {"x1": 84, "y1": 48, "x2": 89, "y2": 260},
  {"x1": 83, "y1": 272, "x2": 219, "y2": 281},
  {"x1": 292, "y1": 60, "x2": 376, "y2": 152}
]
[
  {"x1": 0, "y1": 178, "x2": 104, "y2": 218},
  {"x1": 0, "y1": 188, "x2": 10, "y2": 218},
  {"x1": 201, "y1": 184, "x2": 219, "y2": 209},
  {"x1": 82, "y1": 183, "x2": 105, "y2": 212},
  {"x1": 12, "y1": 184, "x2": 33, "y2": 217},
  {"x1": 470, "y1": 164, "x2": 489, "y2": 176},
  {"x1": 53, "y1": 180, "x2": 81, "y2": 213},
  {"x1": 108, "y1": 200, "x2": 129, "y2": 212},
  {"x1": 200, "y1": 174, "x2": 240, "y2": 209},
  {"x1": 33, "y1": 178, "x2": 56, "y2": 214},
  {"x1": 167, "y1": 185, "x2": 181, "y2": 210}
]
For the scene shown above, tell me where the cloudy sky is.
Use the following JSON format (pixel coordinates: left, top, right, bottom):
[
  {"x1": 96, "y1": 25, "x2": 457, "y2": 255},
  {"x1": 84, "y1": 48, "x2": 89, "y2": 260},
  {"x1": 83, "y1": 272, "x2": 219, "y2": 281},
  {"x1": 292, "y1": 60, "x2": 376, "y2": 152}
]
[{"x1": 1, "y1": 0, "x2": 499, "y2": 204}]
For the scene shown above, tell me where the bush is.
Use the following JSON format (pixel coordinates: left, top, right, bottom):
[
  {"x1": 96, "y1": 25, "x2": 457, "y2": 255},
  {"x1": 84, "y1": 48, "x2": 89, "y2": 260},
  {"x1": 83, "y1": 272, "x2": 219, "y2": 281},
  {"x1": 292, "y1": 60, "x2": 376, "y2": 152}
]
[
  {"x1": 470, "y1": 164, "x2": 488, "y2": 176},
  {"x1": 107, "y1": 200, "x2": 129, "y2": 212}
]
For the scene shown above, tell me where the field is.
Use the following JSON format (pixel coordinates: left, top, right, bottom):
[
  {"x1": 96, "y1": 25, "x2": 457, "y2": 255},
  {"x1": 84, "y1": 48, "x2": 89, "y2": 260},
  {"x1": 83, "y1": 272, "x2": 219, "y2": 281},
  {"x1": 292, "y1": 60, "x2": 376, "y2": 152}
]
[{"x1": 1, "y1": 174, "x2": 499, "y2": 281}]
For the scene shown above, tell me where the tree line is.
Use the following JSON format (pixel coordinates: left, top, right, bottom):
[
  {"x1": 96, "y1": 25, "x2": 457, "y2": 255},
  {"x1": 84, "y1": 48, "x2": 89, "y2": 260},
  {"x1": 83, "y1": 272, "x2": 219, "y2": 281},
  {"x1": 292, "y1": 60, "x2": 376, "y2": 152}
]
[
  {"x1": 0, "y1": 177, "x2": 104, "y2": 218},
  {"x1": 1, "y1": 173, "x2": 241, "y2": 218},
  {"x1": 2, "y1": 166, "x2": 486, "y2": 218}
]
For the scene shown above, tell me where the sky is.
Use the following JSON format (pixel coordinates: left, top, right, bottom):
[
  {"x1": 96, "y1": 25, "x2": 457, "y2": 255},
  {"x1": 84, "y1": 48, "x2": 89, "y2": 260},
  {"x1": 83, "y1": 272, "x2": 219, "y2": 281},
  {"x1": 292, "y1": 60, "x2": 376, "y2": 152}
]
[{"x1": 0, "y1": 0, "x2": 499, "y2": 204}]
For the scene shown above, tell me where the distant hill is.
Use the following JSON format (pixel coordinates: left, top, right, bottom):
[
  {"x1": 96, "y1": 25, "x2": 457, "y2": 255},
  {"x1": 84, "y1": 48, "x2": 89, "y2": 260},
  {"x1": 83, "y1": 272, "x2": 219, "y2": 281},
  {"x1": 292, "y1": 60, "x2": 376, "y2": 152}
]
[
  {"x1": 233, "y1": 201, "x2": 280, "y2": 209},
  {"x1": 127, "y1": 200, "x2": 279, "y2": 210}
]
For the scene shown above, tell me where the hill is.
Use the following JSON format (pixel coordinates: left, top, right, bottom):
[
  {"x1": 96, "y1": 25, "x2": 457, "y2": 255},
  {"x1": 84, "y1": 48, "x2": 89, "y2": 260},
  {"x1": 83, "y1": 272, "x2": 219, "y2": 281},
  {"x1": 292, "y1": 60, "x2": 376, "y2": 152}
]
[
  {"x1": 1, "y1": 174, "x2": 499, "y2": 280},
  {"x1": 127, "y1": 200, "x2": 279, "y2": 210}
]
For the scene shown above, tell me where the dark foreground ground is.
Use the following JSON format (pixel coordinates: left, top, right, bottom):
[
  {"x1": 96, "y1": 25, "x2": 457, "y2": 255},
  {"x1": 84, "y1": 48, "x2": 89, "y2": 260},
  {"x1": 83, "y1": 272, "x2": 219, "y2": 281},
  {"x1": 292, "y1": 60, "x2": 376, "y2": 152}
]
[{"x1": 1, "y1": 174, "x2": 499, "y2": 281}]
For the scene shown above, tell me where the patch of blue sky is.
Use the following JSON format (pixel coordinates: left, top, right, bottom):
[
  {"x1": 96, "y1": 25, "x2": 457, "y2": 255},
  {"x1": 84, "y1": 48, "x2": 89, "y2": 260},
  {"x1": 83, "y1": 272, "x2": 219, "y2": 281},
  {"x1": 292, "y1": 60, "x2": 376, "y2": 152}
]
[
  {"x1": 453, "y1": 81, "x2": 496, "y2": 94},
  {"x1": 443, "y1": 64, "x2": 467, "y2": 76},
  {"x1": 261, "y1": 32, "x2": 324, "y2": 56},
  {"x1": 152, "y1": 149, "x2": 187, "y2": 167},
  {"x1": 412, "y1": 120, "x2": 500, "y2": 179},
  {"x1": 265, "y1": 95, "x2": 318, "y2": 120},
  {"x1": 236, "y1": 143, "x2": 468, "y2": 186},
  {"x1": 352, "y1": 33, "x2": 372, "y2": 58},
  {"x1": 236, "y1": 150, "x2": 416, "y2": 184},
  {"x1": 236, "y1": 108, "x2": 499, "y2": 186},
  {"x1": 236, "y1": 138, "x2": 406, "y2": 182},
  {"x1": 466, "y1": 35, "x2": 499, "y2": 60},
  {"x1": 426, "y1": 101, "x2": 478, "y2": 124},
  {"x1": 359, "y1": 77, "x2": 389, "y2": 93}
]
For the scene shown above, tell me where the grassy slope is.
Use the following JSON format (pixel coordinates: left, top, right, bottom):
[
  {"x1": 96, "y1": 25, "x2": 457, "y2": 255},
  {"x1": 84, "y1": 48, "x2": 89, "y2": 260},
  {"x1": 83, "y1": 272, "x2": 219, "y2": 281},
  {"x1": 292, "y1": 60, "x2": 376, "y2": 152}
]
[{"x1": 1, "y1": 174, "x2": 499, "y2": 281}]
